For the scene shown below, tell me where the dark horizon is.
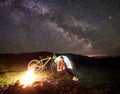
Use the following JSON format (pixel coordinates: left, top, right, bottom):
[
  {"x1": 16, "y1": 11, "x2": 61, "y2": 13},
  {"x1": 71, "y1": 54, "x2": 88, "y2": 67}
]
[{"x1": 0, "y1": 51, "x2": 120, "y2": 58}]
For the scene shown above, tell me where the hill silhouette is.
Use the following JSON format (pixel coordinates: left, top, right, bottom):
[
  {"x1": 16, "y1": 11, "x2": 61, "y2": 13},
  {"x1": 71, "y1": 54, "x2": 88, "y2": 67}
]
[{"x1": 0, "y1": 51, "x2": 120, "y2": 69}]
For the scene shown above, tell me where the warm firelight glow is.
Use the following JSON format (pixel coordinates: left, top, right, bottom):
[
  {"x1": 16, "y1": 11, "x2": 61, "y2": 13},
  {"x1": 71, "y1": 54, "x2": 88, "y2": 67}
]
[
  {"x1": 19, "y1": 68, "x2": 50, "y2": 88},
  {"x1": 20, "y1": 69, "x2": 36, "y2": 87}
]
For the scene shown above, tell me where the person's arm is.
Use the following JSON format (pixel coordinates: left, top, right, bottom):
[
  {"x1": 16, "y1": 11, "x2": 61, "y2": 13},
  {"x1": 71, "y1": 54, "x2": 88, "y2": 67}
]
[
  {"x1": 57, "y1": 63, "x2": 60, "y2": 71},
  {"x1": 57, "y1": 62, "x2": 62, "y2": 71},
  {"x1": 63, "y1": 62, "x2": 67, "y2": 70}
]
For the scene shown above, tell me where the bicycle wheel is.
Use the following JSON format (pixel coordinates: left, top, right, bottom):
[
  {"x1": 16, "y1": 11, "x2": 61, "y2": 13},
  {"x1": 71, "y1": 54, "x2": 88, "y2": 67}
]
[{"x1": 28, "y1": 59, "x2": 43, "y2": 72}]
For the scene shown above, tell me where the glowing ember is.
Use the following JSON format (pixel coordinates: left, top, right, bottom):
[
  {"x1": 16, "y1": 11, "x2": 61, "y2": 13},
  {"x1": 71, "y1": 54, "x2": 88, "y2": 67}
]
[{"x1": 20, "y1": 69, "x2": 36, "y2": 87}]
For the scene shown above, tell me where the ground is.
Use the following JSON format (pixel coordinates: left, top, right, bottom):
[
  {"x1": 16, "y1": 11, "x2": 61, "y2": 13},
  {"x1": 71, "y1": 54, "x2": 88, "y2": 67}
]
[{"x1": 0, "y1": 62, "x2": 120, "y2": 94}]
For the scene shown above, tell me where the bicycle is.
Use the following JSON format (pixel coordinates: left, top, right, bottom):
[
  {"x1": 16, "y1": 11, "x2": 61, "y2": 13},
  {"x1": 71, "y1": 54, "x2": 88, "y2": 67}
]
[{"x1": 27, "y1": 53, "x2": 57, "y2": 72}]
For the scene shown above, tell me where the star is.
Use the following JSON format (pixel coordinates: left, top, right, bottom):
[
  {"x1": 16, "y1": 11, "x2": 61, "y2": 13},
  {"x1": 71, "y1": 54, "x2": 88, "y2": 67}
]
[{"x1": 108, "y1": 16, "x2": 112, "y2": 19}]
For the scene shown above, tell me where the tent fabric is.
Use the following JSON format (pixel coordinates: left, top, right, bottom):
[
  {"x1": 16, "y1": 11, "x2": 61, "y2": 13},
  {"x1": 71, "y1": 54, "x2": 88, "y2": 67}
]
[
  {"x1": 54, "y1": 55, "x2": 79, "y2": 76},
  {"x1": 54, "y1": 55, "x2": 73, "y2": 69}
]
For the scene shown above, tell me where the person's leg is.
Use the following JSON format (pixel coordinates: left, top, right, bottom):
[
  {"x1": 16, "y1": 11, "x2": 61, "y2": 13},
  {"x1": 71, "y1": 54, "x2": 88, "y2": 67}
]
[
  {"x1": 64, "y1": 69, "x2": 74, "y2": 79},
  {"x1": 57, "y1": 71, "x2": 65, "y2": 75},
  {"x1": 65, "y1": 69, "x2": 79, "y2": 81}
]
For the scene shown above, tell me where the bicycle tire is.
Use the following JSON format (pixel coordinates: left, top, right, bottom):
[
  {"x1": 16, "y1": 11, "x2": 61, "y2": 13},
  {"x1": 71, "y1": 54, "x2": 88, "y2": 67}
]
[{"x1": 27, "y1": 59, "x2": 44, "y2": 72}]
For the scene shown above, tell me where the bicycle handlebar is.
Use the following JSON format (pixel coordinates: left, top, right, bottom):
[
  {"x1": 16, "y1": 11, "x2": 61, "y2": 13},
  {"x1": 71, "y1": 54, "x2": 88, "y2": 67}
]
[{"x1": 38, "y1": 53, "x2": 57, "y2": 60}]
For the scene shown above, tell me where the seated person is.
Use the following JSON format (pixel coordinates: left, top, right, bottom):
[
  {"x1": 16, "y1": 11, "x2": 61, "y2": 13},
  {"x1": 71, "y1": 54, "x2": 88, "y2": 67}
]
[{"x1": 56, "y1": 56, "x2": 79, "y2": 81}]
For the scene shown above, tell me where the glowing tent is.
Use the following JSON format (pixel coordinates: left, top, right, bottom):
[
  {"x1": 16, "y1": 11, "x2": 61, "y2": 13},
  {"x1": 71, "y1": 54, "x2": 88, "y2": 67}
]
[
  {"x1": 54, "y1": 55, "x2": 73, "y2": 69},
  {"x1": 54, "y1": 55, "x2": 78, "y2": 76}
]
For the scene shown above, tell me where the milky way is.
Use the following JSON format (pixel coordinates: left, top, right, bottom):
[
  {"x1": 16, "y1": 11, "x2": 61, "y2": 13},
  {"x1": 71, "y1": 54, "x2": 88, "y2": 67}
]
[{"x1": 0, "y1": 0, "x2": 120, "y2": 55}]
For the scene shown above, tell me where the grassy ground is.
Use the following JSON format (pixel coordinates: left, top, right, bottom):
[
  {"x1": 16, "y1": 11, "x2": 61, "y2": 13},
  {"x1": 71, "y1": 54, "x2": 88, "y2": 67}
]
[
  {"x1": 0, "y1": 65, "x2": 25, "y2": 86},
  {"x1": 0, "y1": 64, "x2": 51, "y2": 85},
  {"x1": 0, "y1": 64, "x2": 120, "y2": 94}
]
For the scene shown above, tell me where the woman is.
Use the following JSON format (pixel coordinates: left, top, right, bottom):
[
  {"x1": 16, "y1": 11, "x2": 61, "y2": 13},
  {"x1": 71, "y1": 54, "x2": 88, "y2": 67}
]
[{"x1": 57, "y1": 56, "x2": 79, "y2": 81}]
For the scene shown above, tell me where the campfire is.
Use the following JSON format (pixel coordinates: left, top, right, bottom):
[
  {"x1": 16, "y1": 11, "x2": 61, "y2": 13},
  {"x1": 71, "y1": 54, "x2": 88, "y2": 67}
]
[
  {"x1": 18, "y1": 68, "x2": 58, "y2": 88},
  {"x1": 1, "y1": 69, "x2": 59, "y2": 94},
  {"x1": 20, "y1": 69, "x2": 37, "y2": 87}
]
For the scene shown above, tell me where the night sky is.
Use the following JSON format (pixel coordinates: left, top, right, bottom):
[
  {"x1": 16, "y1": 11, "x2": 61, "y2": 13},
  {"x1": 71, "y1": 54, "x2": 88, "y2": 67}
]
[{"x1": 0, "y1": 0, "x2": 120, "y2": 55}]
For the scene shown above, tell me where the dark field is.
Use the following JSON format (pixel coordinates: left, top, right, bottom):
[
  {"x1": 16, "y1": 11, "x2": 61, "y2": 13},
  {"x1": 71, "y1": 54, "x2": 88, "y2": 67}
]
[{"x1": 0, "y1": 52, "x2": 120, "y2": 94}]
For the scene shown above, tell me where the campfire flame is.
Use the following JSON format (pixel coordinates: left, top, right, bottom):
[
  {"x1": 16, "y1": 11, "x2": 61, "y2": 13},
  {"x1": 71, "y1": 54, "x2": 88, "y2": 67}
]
[
  {"x1": 20, "y1": 69, "x2": 36, "y2": 87},
  {"x1": 19, "y1": 68, "x2": 51, "y2": 88}
]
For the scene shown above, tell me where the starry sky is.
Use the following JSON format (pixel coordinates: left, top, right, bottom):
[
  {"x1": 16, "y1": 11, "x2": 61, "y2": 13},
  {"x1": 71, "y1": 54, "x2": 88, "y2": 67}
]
[{"x1": 0, "y1": 0, "x2": 120, "y2": 55}]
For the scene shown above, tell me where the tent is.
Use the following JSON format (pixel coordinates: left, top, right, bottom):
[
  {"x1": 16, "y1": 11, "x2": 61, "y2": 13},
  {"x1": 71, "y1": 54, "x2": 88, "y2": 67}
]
[
  {"x1": 54, "y1": 55, "x2": 78, "y2": 76},
  {"x1": 54, "y1": 55, "x2": 73, "y2": 69}
]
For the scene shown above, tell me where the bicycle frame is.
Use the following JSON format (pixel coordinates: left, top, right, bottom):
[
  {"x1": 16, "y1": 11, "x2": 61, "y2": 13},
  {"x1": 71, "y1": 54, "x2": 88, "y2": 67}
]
[{"x1": 39, "y1": 56, "x2": 52, "y2": 67}]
